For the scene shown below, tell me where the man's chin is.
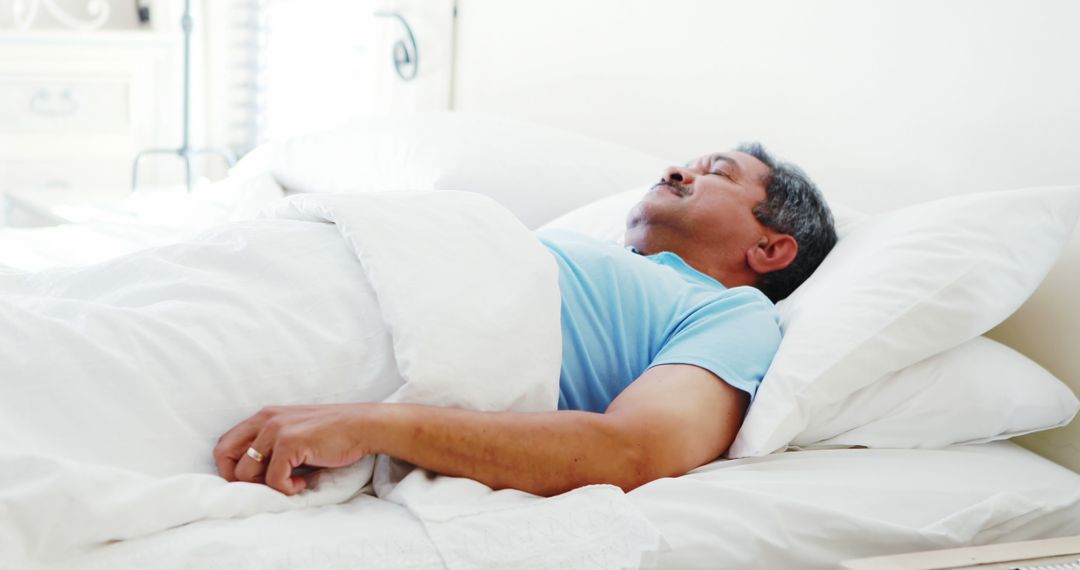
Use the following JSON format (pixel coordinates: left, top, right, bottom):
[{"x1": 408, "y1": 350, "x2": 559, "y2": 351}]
[
  {"x1": 623, "y1": 221, "x2": 650, "y2": 254},
  {"x1": 625, "y1": 203, "x2": 648, "y2": 231}
]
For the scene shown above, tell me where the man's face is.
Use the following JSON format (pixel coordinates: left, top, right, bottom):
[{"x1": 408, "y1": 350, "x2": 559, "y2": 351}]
[{"x1": 625, "y1": 151, "x2": 771, "y2": 265}]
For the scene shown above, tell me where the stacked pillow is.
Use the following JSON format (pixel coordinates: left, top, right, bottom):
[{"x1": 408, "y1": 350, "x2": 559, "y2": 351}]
[
  {"x1": 732, "y1": 186, "x2": 1080, "y2": 456},
  {"x1": 797, "y1": 336, "x2": 1079, "y2": 449}
]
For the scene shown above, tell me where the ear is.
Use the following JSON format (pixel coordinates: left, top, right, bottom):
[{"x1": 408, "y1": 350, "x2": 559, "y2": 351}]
[{"x1": 745, "y1": 233, "x2": 798, "y2": 275}]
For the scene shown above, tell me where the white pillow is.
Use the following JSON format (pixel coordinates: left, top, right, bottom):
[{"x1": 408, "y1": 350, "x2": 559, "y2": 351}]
[
  {"x1": 793, "y1": 336, "x2": 1079, "y2": 449},
  {"x1": 261, "y1": 112, "x2": 672, "y2": 228},
  {"x1": 730, "y1": 186, "x2": 1080, "y2": 457},
  {"x1": 538, "y1": 186, "x2": 647, "y2": 243}
]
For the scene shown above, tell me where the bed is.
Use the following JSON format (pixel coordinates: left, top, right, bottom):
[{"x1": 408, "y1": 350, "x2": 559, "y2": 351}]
[
  {"x1": 5, "y1": 1, "x2": 1080, "y2": 568},
  {"x1": 3, "y1": 111, "x2": 1077, "y2": 570}
]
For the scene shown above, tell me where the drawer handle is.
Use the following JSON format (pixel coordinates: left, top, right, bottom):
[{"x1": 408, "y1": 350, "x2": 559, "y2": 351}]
[{"x1": 29, "y1": 88, "x2": 80, "y2": 117}]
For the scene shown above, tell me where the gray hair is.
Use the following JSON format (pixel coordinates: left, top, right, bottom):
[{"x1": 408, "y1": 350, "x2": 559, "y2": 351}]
[{"x1": 735, "y1": 142, "x2": 837, "y2": 302}]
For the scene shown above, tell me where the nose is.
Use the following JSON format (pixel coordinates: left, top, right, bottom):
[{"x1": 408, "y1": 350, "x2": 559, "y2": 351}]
[{"x1": 662, "y1": 166, "x2": 695, "y2": 185}]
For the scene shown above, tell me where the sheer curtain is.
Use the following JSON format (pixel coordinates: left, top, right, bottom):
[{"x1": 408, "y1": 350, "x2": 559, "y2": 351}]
[{"x1": 204, "y1": 0, "x2": 455, "y2": 159}]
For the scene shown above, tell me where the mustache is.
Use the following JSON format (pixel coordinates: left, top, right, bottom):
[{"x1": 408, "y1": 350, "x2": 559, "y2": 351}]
[{"x1": 652, "y1": 180, "x2": 691, "y2": 196}]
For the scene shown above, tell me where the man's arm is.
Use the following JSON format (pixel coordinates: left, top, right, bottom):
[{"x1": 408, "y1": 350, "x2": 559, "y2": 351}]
[{"x1": 214, "y1": 364, "x2": 749, "y2": 497}]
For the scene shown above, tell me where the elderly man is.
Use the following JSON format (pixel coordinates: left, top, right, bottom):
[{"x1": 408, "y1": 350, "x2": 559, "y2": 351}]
[{"x1": 214, "y1": 142, "x2": 838, "y2": 497}]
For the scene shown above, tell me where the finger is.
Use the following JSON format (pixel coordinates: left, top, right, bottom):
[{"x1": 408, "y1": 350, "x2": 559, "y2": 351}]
[
  {"x1": 265, "y1": 437, "x2": 307, "y2": 495},
  {"x1": 214, "y1": 451, "x2": 239, "y2": 483},
  {"x1": 213, "y1": 417, "x2": 265, "y2": 482},
  {"x1": 234, "y1": 421, "x2": 280, "y2": 484}
]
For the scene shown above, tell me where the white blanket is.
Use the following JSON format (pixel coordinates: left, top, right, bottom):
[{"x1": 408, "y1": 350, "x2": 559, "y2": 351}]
[{"x1": 0, "y1": 192, "x2": 663, "y2": 569}]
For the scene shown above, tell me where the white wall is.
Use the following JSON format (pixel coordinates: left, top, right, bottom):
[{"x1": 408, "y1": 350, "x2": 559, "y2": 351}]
[{"x1": 453, "y1": 0, "x2": 1080, "y2": 214}]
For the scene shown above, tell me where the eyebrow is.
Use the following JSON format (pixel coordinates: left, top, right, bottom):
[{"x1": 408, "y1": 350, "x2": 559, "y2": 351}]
[
  {"x1": 686, "y1": 154, "x2": 740, "y2": 171},
  {"x1": 707, "y1": 154, "x2": 741, "y2": 172},
  {"x1": 684, "y1": 155, "x2": 742, "y2": 183}
]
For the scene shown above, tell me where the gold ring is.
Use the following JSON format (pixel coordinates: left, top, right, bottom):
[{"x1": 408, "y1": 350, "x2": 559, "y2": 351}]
[{"x1": 246, "y1": 446, "x2": 265, "y2": 463}]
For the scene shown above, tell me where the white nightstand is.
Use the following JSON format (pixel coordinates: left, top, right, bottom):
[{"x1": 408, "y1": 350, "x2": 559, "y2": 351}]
[
  {"x1": 0, "y1": 29, "x2": 179, "y2": 195},
  {"x1": 841, "y1": 535, "x2": 1080, "y2": 570}
]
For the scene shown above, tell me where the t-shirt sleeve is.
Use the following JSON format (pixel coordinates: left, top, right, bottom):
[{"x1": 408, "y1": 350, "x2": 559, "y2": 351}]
[{"x1": 648, "y1": 291, "x2": 782, "y2": 401}]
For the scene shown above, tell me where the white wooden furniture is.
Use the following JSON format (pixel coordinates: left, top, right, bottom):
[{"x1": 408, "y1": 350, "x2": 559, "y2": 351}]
[
  {"x1": 842, "y1": 535, "x2": 1080, "y2": 570},
  {"x1": 0, "y1": 30, "x2": 177, "y2": 201}
]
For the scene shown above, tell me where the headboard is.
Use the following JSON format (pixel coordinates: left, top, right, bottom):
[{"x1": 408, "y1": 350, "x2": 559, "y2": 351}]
[{"x1": 451, "y1": 0, "x2": 1080, "y2": 471}]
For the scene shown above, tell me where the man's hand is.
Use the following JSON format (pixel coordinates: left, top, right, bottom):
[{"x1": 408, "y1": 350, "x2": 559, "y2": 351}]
[{"x1": 213, "y1": 403, "x2": 373, "y2": 495}]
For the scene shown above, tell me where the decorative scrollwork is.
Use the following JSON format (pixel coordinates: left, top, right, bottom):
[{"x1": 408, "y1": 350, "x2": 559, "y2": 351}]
[
  {"x1": 13, "y1": 0, "x2": 111, "y2": 31},
  {"x1": 374, "y1": 10, "x2": 419, "y2": 81}
]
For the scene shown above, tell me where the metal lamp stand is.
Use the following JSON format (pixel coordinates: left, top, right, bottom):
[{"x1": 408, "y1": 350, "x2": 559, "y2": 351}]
[{"x1": 132, "y1": 0, "x2": 236, "y2": 192}]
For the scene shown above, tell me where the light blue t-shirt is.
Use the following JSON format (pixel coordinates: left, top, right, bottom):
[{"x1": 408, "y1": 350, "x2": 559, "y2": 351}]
[{"x1": 538, "y1": 229, "x2": 782, "y2": 413}]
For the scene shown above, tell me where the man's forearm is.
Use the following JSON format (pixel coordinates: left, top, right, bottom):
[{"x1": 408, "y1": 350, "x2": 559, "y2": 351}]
[
  {"x1": 359, "y1": 403, "x2": 647, "y2": 497},
  {"x1": 215, "y1": 366, "x2": 743, "y2": 497}
]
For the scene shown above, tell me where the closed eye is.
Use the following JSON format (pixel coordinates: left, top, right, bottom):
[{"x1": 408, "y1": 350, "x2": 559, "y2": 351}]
[{"x1": 708, "y1": 170, "x2": 733, "y2": 180}]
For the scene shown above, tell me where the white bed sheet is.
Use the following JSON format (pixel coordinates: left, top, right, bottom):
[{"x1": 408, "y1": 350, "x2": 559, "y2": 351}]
[
  {"x1": 0, "y1": 223, "x2": 193, "y2": 271},
  {"x1": 50, "y1": 441, "x2": 1080, "y2": 570},
  {"x1": 0, "y1": 171, "x2": 285, "y2": 272},
  {"x1": 631, "y1": 441, "x2": 1080, "y2": 569}
]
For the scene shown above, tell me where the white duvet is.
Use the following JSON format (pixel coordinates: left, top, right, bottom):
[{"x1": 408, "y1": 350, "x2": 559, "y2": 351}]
[{"x1": 0, "y1": 191, "x2": 663, "y2": 569}]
